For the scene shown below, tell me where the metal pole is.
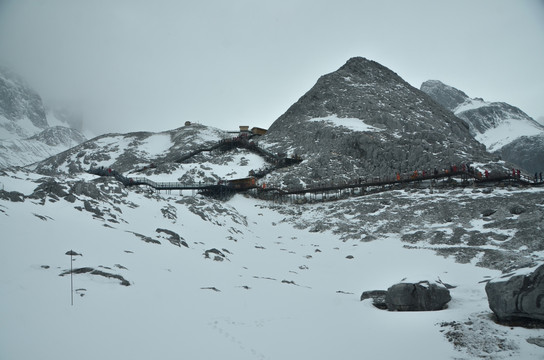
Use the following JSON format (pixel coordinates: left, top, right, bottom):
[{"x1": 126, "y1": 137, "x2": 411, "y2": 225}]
[{"x1": 70, "y1": 250, "x2": 73, "y2": 306}]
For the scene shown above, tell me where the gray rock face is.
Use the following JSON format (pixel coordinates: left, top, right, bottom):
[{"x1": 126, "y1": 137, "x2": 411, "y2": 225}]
[
  {"x1": 485, "y1": 264, "x2": 544, "y2": 323},
  {"x1": 385, "y1": 281, "x2": 451, "y2": 311},
  {"x1": 260, "y1": 57, "x2": 494, "y2": 187},
  {"x1": 496, "y1": 134, "x2": 544, "y2": 175},
  {"x1": 420, "y1": 80, "x2": 469, "y2": 112}
]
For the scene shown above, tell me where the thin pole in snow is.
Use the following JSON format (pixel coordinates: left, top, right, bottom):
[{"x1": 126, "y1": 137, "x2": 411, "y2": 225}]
[
  {"x1": 65, "y1": 250, "x2": 81, "y2": 306},
  {"x1": 70, "y1": 250, "x2": 73, "y2": 306}
]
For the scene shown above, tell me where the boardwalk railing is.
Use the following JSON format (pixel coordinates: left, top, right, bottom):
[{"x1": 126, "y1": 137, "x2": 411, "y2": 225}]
[{"x1": 88, "y1": 164, "x2": 541, "y2": 201}]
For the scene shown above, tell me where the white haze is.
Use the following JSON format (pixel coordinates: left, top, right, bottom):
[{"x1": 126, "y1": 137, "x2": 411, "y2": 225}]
[{"x1": 0, "y1": 0, "x2": 543, "y2": 136}]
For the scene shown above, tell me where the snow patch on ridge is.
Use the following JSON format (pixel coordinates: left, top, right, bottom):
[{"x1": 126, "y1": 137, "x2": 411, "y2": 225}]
[
  {"x1": 454, "y1": 98, "x2": 488, "y2": 113},
  {"x1": 136, "y1": 133, "x2": 173, "y2": 156},
  {"x1": 476, "y1": 118, "x2": 543, "y2": 152},
  {"x1": 309, "y1": 115, "x2": 382, "y2": 132}
]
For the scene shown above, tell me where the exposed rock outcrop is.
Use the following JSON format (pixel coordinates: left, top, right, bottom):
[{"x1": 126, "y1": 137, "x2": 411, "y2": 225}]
[
  {"x1": 156, "y1": 228, "x2": 189, "y2": 248},
  {"x1": 59, "y1": 267, "x2": 130, "y2": 286}
]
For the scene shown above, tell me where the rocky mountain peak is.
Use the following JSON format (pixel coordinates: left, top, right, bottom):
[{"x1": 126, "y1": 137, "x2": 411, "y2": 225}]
[
  {"x1": 420, "y1": 80, "x2": 469, "y2": 112},
  {"x1": 337, "y1": 56, "x2": 400, "y2": 81},
  {"x1": 261, "y1": 57, "x2": 495, "y2": 187}
]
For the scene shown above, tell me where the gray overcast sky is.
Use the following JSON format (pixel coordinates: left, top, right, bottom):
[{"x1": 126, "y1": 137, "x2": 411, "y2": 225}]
[{"x1": 0, "y1": 0, "x2": 543, "y2": 135}]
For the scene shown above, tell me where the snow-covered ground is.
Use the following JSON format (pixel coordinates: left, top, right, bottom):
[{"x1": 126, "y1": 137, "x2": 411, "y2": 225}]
[{"x1": 1, "y1": 169, "x2": 543, "y2": 360}]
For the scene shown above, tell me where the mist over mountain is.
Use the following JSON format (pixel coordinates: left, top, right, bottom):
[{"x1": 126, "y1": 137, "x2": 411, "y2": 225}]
[
  {"x1": 0, "y1": 66, "x2": 48, "y2": 138},
  {"x1": 421, "y1": 80, "x2": 544, "y2": 173},
  {"x1": 0, "y1": 66, "x2": 87, "y2": 168}
]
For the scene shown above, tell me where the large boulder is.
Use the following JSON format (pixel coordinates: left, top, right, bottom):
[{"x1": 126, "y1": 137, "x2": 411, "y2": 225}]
[
  {"x1": 485, "y1": 264, "x2": 544, "y2": 323},
  {"x1": 385, "y1": 281, "x2": 451, "y2": 311}
]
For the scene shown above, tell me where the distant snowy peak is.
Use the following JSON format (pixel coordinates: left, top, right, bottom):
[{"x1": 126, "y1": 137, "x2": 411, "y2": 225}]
[
  {"x1": 421, "y1": 80, "x2": 543, "y2": 146},
  {"x1": 0, "y1": 126, "x2": 88, "y2": 169},
  {"x1": 31, "y1": 123, "x2": 232, "y2": 176},
  {"x1": 0, "y1": 114, "x2": 44, "y2": 140},
  {"x1": 421, "y1": 79, "x2": 544, "y2": 173},
  {"x1": 458, "y1": 101, "x2": 544, "y2": 152}
]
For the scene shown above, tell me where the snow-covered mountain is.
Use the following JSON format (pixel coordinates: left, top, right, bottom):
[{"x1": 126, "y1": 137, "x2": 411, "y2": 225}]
[
  {"x1": 2, "y1": 58, "x2": 544, "y2": 360},
  {"x1": 421, "y1": 80, "x2": 544, "y2": 173},
  {"x1": 0, "y1": 126, "x2": 86, "y2": 169},
  {"x1": 0, "y1": 66, "x2": 87, "y2": 168},
  {"x1": 29, "y1": 123, "x2": 252, "y2": 180}
]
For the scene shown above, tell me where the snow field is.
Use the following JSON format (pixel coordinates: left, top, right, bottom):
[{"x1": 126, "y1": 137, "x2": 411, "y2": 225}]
[{"x1": 2, "y1": 173, "x2": 544, "y2": 359}]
